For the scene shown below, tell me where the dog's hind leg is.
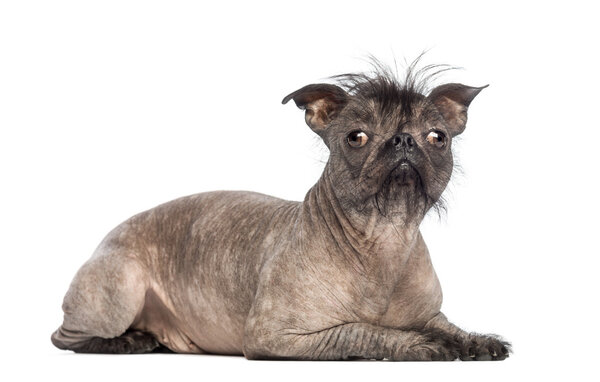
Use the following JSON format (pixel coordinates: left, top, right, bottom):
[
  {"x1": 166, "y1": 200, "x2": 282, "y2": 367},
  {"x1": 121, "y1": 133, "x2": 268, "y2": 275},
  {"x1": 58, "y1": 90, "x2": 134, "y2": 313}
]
[{"x1": 51, "y1": 247, "x2": 159, "y2": 354}]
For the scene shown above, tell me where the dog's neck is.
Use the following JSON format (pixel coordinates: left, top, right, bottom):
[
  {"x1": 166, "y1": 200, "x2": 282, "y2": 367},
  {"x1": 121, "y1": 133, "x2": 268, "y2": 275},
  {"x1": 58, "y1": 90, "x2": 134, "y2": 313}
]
[{"x1": 301, "y1": 171, "x2": 424, "y2": 261}]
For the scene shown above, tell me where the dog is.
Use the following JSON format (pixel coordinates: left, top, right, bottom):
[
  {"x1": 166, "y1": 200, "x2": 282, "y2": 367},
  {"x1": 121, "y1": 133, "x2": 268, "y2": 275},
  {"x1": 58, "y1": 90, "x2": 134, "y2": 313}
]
[{"x1": 51, "y1": 60, "x2": 510, "y2": 361}]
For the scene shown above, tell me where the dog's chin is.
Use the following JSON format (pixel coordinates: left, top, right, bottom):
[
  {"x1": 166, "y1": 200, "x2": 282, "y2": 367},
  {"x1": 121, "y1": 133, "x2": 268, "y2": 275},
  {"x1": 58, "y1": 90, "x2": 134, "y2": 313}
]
[
  {"x1": 390, "y1": 161, "x2": 420, "y2": 187},
  {"x1": 372, "y1": 161, "x2": 427, "y2": 216}
]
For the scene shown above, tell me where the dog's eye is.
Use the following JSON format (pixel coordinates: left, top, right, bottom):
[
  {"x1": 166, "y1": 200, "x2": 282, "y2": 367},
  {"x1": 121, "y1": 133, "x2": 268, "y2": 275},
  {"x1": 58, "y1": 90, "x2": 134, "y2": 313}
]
[
  {"x1": 426, "y1": 131, "x2": 446, "y2": 148},
  {"x1": 347, "y1": 131, "x2": 369, "y2": 148}
]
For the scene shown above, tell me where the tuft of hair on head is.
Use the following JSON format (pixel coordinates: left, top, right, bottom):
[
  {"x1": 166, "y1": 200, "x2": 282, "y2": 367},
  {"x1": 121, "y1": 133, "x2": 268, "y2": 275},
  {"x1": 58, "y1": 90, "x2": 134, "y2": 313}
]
[{"x1": 330, "y1": 53, "x2": 460, "y2": 119}]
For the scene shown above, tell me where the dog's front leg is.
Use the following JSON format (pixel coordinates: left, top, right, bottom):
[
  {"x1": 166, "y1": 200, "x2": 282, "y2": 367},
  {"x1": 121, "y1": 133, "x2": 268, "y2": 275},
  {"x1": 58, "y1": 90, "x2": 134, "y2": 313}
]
[
  {"x1": 243, "y1": 321, "x2": 460, "y2": 361},
  {"x1": 424, "y1": 312, "x2": 511, "y2": 361}
]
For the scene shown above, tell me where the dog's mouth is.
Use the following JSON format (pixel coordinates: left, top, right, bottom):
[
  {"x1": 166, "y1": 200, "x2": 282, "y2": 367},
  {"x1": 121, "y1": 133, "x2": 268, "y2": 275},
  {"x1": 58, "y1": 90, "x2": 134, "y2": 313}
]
[
  {"x1": 376, "y1": 160, "x2": 423, "y2": 200},
  {"x1": 389, "y1": 160, "x2": 419, "y2": 186},
  {"x1": 372, "y1": 160, "x2": 426, "y2": 217}
]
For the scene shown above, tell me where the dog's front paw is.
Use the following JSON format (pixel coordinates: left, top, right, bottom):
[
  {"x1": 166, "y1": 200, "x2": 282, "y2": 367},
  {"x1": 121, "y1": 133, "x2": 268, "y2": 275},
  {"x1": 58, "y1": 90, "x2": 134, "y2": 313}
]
[
  {"x1": 401, "y1": 330, "x2": 460, "y2": 361},
  {"x1": 459, "y1": 334, "x2": 510, "y2": 361}
]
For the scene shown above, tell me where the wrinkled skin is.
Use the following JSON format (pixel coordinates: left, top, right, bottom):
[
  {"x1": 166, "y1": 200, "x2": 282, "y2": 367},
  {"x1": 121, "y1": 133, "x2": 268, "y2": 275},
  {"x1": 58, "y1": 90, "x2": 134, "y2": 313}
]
[{"x1": 51, "y1": 70, "x2": 510, "y2": 361}]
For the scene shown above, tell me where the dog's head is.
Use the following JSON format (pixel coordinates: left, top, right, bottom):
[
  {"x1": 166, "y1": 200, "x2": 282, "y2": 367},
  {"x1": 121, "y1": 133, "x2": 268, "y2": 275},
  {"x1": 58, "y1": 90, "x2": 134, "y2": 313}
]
[{"x1": 283, "y1": 62, "x2": 486, "y2": 220}]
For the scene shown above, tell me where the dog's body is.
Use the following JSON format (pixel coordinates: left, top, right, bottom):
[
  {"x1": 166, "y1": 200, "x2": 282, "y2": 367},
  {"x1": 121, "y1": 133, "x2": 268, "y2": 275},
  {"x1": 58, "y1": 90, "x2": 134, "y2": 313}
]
[{"x1": 52, "y1": 62, "x2": 510, "y2": 361}]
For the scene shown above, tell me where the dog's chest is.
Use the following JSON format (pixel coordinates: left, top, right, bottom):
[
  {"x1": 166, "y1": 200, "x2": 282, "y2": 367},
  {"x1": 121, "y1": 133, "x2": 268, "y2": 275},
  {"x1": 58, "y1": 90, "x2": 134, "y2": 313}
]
[
  {"x1": 353, "y1": 238, "x2": 443, "y2": 329},
  {"x1": 377, "y1": 262, "x2": 443, "y2": 328}
]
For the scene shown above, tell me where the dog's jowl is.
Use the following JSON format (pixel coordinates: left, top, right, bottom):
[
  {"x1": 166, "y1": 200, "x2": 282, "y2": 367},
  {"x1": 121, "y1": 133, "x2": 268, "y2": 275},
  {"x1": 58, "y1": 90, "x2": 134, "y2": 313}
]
[{"x1": 51, "y1": 61, "x2": 510, "y2": 361}]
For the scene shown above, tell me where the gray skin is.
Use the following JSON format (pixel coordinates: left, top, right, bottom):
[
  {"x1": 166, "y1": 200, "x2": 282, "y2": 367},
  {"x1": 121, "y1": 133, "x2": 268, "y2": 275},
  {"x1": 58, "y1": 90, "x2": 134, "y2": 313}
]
[{"x1": 51, "y1": 71, "x2": 510, "y2": 361}]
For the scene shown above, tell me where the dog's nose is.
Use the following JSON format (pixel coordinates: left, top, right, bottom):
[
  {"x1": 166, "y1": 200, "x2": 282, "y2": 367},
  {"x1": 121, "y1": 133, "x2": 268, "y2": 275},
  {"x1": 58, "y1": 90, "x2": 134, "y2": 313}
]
[{"x1": 392, "y1": 133, "x2": 415, "y2": 151}]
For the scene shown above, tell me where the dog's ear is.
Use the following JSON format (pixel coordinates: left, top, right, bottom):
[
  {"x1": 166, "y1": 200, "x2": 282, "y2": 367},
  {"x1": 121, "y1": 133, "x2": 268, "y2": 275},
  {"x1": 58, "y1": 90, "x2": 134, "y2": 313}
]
[
  {"x1": 428, "y1": 83, "x2": 488, "y2": 137},
  {"x1": 282, "y1": 84, "x2": 348, "y2": 136}
]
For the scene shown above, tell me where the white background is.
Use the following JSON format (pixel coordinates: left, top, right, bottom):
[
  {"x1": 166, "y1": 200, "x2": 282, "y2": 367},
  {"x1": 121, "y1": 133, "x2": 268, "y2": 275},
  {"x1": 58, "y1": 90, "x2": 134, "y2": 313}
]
[{"x1": 1, "y1": 0, "x2": 598, "y2": 380}]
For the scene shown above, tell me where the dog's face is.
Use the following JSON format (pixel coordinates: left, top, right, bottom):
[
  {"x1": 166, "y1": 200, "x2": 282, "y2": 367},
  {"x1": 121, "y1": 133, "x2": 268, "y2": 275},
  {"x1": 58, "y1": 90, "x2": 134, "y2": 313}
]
[{"x1": 283, "y1": 72, "x2": 486, "y2": 220}]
